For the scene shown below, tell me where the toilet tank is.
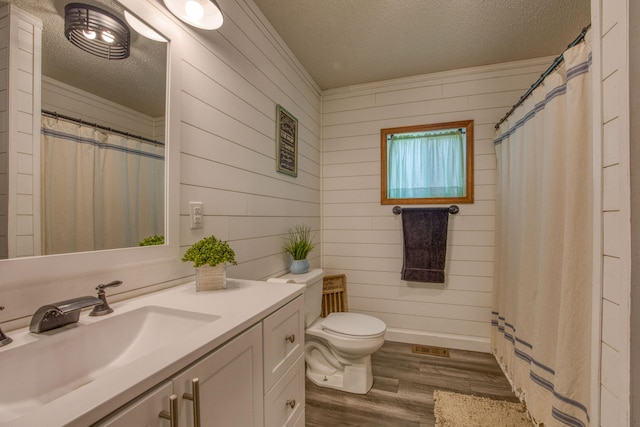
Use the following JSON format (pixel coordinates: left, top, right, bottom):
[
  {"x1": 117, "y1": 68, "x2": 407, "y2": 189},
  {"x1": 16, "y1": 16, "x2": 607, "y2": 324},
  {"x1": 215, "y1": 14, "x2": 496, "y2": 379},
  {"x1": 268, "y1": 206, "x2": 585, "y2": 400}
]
[{"x1": 278, "y1": 269, "x2": 324, "y2": 328}]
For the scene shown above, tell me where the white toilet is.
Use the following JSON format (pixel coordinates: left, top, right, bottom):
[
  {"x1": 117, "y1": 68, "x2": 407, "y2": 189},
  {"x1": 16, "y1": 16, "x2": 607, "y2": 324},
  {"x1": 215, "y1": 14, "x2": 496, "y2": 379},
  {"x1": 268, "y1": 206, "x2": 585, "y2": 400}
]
[{"x1": 279, "y1": 269, "x2": 386, "y2": 394}]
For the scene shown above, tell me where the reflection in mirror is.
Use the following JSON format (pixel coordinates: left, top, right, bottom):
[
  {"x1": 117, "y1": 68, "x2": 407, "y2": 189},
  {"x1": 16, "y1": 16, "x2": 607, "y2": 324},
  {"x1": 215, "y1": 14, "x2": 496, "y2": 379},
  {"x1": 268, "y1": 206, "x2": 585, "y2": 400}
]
[
  {"x1": 381, "y1": 120, "x2": 474, "y2": 205},
  {"x1": 0, "y1": 0, "x2": 167, "y2": 259}
]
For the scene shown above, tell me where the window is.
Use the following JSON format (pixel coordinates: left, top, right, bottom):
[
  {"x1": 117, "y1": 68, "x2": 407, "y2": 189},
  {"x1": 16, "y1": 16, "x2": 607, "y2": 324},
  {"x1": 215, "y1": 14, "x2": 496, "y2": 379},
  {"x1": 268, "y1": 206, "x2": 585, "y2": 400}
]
[{"x1": 381, "y1": 120, "x2": 474, "y2": 205}]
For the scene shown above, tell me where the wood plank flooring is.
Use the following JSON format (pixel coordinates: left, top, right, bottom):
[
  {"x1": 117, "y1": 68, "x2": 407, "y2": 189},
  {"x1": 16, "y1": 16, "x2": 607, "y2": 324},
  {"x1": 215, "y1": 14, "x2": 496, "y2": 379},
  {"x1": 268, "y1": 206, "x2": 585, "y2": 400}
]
[{"x1": 305, "y1": 341, "x2": 518, "y2": 427}]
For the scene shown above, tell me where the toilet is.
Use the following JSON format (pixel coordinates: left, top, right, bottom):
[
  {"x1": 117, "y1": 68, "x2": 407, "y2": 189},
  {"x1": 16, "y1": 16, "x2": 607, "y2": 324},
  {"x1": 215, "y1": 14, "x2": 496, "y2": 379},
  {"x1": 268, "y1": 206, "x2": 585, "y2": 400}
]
[{"x1": 278, "y1": 269, "x2": 386, "y2": 394}]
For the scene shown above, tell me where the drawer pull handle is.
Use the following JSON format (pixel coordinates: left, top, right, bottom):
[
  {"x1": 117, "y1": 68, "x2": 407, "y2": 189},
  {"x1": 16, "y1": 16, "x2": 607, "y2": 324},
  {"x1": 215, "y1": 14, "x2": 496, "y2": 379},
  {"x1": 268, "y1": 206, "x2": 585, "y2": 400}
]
[
  {"x1": 285, "y1": 334, "x2": 295, "y2": 343},
  {"x1": 286, "y1": 399, "x2": 296, "y2": 409},
  {"x1": 159, "y1": 394, "x2": 178, "y2": 427},
  {"x1": 183, "y1": 378, "x2": 201, "y2": 427}
]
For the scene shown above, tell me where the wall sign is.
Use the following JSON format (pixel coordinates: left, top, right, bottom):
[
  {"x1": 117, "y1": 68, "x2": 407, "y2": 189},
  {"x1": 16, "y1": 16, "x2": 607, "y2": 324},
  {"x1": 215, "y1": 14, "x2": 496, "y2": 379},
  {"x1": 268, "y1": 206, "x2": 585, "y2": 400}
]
[{"x1": 276, "y1": 105, "x2": 298, "y2": 177}]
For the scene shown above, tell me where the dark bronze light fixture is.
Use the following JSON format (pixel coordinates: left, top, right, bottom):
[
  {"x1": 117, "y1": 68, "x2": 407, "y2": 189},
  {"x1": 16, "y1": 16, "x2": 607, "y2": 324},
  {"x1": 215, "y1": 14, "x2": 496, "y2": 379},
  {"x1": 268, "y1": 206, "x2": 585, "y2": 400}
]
[{"x1": 64, "y1": 3, "x2": 130, "y2": 60}]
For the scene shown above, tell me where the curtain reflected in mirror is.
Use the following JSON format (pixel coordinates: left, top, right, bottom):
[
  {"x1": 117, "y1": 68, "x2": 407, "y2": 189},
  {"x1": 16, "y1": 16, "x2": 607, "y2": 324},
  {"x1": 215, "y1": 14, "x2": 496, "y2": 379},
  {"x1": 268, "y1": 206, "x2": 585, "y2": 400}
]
[{"x1": 41, "y1": 116, "x2": 164, "y2": 254}]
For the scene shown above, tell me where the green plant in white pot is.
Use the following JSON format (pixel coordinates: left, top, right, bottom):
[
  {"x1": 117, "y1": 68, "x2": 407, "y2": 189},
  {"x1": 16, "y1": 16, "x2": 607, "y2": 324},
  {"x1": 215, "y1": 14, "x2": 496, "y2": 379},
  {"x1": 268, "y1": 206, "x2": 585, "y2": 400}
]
[
  {"x1": 182, "y1": 235, "x2": 237, "y2": 291},
  {"x1": 283, "y1": 225, "x2": 315, "y2": 274}
]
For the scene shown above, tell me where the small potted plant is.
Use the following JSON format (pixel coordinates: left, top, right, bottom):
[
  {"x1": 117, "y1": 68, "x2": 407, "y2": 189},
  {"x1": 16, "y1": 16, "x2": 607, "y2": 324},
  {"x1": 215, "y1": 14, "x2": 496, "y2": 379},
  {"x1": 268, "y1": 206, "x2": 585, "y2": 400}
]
[
  {"x1": 182, "y1": 235, "x2": 237, "y2": 291},
  {"x1": 283, "y1": 224, "x2": 315, "y2": 274}
]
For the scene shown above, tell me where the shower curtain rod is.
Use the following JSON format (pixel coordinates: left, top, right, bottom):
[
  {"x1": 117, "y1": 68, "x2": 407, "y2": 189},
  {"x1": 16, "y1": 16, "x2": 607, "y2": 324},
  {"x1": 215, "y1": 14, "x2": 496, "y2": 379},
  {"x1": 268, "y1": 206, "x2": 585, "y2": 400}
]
[
  {"x1": 41, "y1": 109, "x2": 165, "y2": 146},
  {"x1": 494, "y1": 24, "x2": 591, "y2": 130}
]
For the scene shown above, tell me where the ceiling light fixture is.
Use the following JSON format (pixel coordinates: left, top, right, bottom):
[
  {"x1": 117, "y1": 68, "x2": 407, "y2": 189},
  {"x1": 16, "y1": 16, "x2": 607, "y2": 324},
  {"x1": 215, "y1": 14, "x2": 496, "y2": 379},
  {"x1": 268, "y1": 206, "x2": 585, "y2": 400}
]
[
  {"x1": 65, "y1": 3, "x2": 130, "y2": 60},
  {"x1": 124, "y1": 11, "x2": 167, "y2": 43},
  {"x1": 163, "y1": 0, "x2": 224, "y2": 30}
]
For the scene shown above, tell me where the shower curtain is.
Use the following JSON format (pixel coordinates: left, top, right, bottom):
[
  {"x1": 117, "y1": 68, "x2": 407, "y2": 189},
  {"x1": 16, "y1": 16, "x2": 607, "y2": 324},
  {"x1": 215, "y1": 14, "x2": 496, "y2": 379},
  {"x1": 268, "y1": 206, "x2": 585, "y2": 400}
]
[
  {"x1": 41, "y1": 116, "x2": 164, "y2": 254},
  {"x1": 492, "y1": 34, "x2": 592, "y2": 426}
]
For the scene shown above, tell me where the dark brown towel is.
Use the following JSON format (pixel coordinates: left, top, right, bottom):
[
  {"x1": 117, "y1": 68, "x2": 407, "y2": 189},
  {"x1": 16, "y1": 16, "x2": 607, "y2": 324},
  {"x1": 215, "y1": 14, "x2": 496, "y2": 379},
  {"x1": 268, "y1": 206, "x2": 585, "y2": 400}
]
[{"x1": 401, "y1": 208, "x2": 449, "y2": 283}]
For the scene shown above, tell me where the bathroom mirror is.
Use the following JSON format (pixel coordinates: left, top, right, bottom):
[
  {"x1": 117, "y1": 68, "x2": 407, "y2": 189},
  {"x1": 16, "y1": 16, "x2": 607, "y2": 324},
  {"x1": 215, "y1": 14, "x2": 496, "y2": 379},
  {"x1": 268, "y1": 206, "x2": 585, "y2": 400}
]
[
  {"x1": 1, "y1": 0, "x2": 167, "y2": 259},
  {"x1": 381, "y1": 120, "x2": 474, "y2": 205},
  {"x1": 0, "y1": 0, "x2": 182, "y2": 299}
]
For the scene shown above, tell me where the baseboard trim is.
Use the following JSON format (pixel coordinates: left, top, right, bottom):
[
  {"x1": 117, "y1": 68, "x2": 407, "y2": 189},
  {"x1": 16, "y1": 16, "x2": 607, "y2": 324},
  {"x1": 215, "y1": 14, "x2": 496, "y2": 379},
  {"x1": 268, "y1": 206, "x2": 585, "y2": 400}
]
[{"x1": 384, "y1": 328, "x2": 491, "y2": 353}]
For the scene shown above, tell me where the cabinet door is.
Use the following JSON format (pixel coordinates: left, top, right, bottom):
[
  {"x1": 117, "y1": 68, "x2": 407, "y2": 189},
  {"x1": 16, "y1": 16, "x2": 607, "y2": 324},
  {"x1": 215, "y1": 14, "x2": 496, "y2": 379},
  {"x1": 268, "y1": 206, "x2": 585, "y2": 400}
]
[
  {"x1": 173, "y1": 323, "x2": 264, "y2": 427},
  {"x1": 263, "y1": 296, "x2": 304, "y2": 393},
  {"x1": 93, "y1": 381, "x2": 174, "y2": 427}
]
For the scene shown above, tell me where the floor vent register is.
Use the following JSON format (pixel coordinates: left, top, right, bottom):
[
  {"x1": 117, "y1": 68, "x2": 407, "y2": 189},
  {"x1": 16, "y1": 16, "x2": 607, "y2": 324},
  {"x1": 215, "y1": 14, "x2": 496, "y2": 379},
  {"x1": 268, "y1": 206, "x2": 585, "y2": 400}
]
[{"x1": 411, "y1": 345, "x2": 450, "y2": 357}]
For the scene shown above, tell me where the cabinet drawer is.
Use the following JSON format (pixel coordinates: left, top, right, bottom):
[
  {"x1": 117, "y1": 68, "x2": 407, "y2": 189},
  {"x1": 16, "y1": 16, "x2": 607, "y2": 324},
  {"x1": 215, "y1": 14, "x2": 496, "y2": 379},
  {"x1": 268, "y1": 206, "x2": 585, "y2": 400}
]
[
  {"x1": 264, "y1": 354, "x2": 305, "y2": 427},
  {"x1": 263, "y1": 295, "x2": 304, "y2": 392}
]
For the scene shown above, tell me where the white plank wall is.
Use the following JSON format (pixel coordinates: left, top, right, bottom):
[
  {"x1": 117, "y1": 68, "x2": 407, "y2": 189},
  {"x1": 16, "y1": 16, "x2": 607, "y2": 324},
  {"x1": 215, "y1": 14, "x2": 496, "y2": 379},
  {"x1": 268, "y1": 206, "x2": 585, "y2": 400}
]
[
  {"x1": 41, "y1": 77, "x2": 163, "y2": 142},
  {"x1": 0, "y1": 12, "x2": 8, "y2": 259},
  {"x1": 321, "y1": 58, "x2": 552, "y2": 352},
  {"x1": 597, "y1": 0, "x2": 632, "y2": 425},
  {"x1": 0, "y1": 6, "x2": 41, "y2": 259},
  {"x1": 177, "y1": 0, "x2": 322, "y2": 281}
]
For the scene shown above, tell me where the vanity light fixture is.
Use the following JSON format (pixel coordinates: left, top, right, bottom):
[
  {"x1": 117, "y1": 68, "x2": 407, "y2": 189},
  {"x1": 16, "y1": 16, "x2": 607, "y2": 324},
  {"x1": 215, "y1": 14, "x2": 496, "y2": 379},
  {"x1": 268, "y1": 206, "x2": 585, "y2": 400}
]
[
  {"x1": 65, "y1": 3, "x2": 130, "y2": 60},
  {"x1": 163, "y1": 0, "x2": 224, "y2": 30},
  {"x1": 124, "y1": 11, "x2": 168, "y2": 43}
]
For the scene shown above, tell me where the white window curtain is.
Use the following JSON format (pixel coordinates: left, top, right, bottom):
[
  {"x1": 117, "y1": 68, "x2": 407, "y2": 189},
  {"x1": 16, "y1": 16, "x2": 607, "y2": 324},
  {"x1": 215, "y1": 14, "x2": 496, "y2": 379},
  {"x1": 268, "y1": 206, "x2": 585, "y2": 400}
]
[
  {"x1": 387, "y1": 131, "x2": 465, "y2": 198},
  {"x1": 492, "y1": 33, "x2": 592, "y2": 427},
  {"x1": 41, "y1": 116, "x2": 164, "y2": 255}
]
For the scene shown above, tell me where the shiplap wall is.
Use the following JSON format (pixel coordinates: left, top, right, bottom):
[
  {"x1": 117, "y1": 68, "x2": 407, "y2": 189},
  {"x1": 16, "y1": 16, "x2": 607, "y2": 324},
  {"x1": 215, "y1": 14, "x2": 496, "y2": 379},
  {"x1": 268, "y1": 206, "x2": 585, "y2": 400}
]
[
  {"x1": 0, "y1": 10, "x2": 8, "y2": 259},
  {"x1": 41, "y1": 77, "x2": 164, "y2": 142},
  {"x1": 0, "y1": 5, "x2": 41, "y2": 259},
  {"x1": 177, "y1": 0, "x2": 321, "y2": 281},
  {"x1": 597, "y1": 0, "x2": 632, "y2": 425},
  {"x1": 321, "y1": 59, "x2": 551, "y2": 352}
]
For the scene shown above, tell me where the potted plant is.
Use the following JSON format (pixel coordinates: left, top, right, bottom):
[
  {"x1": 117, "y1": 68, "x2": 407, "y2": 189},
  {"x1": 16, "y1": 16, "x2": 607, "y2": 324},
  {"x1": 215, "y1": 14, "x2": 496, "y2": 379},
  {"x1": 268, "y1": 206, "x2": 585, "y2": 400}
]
[
  {"x1": 283, "y1": 224, "x2": 315, "y2": 274},
  {"x1": 182, "y1": 235, "x2": 237, "y2": 291}
]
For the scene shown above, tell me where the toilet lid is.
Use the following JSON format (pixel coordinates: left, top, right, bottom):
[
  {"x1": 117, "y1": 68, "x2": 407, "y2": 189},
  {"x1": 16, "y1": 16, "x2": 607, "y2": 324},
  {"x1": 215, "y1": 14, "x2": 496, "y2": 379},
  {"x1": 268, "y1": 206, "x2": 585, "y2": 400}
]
[{"x1": 321, "y1": 312, "x2": 386, "y2": 337}]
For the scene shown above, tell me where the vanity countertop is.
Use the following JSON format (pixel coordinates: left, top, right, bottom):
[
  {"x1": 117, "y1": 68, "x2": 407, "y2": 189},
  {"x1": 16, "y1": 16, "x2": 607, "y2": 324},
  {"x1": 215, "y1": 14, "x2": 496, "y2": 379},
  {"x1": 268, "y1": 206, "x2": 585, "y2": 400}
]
[{"x1": 0, "y1": 278, "x2": 305, "y2": 427}]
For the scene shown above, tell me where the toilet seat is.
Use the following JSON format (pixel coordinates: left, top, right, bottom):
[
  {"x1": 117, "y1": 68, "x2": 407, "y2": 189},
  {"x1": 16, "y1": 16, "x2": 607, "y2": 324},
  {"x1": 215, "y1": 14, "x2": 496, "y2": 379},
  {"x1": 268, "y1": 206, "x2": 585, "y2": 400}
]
[{"x1": 321, "y1": 312, "x2": 386, "y2": 338}]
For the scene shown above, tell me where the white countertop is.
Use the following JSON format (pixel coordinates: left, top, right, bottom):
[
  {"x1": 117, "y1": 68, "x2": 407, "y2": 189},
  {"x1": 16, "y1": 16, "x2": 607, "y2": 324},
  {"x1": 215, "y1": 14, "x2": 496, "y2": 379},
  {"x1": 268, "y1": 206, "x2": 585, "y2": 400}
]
[{"x1": 0, "y1": 278, "x2": 305, "y2": 427}]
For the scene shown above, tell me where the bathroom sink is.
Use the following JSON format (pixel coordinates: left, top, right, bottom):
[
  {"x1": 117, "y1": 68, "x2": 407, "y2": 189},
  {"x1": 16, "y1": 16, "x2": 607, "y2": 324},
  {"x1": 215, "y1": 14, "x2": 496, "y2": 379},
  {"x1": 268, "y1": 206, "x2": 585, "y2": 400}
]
[{"x1": 0, "y1": 306, "x2": 219, "y2": 423}]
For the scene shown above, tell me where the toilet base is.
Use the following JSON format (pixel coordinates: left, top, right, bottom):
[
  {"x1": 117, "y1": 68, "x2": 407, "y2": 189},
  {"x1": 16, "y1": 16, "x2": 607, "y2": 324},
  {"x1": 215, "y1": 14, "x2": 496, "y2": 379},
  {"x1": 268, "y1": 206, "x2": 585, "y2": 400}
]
[{"x1": 305, "y1": 352, "x2": 374, "y2": 394}]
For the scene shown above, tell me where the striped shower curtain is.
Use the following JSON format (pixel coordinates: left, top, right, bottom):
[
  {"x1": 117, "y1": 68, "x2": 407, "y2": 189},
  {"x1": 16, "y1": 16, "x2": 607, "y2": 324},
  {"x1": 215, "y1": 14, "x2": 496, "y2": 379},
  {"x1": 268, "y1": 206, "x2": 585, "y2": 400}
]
[
  {"x1": 492, "y1": 33, "x2": 592, "y2": 426},
  {"x1": 41, "y1": 116, "x2": 164, "y2": 254}
]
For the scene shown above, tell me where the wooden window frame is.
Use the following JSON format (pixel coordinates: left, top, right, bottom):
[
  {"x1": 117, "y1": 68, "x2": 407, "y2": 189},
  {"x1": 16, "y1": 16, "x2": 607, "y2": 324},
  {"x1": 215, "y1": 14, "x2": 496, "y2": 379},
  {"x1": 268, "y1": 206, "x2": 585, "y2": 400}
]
[{"x1": 381, "y1": 120, "x2": 474, "y2": 205}]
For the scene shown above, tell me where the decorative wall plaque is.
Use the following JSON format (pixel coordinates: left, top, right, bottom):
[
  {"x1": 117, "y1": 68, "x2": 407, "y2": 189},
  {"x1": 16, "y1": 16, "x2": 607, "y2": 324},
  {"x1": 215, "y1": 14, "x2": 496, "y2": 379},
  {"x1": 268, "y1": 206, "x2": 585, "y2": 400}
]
[{"x1": 276, "y1": 105, "x2": 298, "y2": 177}]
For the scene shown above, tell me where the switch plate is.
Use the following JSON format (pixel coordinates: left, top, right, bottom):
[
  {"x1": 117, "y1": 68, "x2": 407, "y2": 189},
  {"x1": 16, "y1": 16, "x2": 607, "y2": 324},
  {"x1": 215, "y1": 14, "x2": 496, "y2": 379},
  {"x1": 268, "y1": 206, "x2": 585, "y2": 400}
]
[{"x1": 189, "y1": 202, "x2": 203, "y2": 229}]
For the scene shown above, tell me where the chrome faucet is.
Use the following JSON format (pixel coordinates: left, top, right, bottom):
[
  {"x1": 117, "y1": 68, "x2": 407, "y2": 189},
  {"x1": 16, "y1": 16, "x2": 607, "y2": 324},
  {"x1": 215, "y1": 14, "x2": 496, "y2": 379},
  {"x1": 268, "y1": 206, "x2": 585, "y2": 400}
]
[
  {"x1": 0, "y1": 306, "x2": 12, "y2": 347},
  {"x1": 29, "y1": 296, "x2": 103, "y2": 334}
]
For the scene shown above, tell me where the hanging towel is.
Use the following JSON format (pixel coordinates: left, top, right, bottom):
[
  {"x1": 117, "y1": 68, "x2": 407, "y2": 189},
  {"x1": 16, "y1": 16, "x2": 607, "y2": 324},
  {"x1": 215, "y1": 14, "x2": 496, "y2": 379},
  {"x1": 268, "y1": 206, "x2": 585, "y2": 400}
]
[{"x1": 400, "y1": 207, "x2": 449, "y2": 283}]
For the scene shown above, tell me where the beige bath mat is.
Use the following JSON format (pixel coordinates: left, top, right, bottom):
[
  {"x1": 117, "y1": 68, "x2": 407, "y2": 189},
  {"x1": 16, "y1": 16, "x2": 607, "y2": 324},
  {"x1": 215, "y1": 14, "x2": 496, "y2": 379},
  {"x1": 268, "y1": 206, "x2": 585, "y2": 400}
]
[{"x1": 434, "y1": 390, "x2": 535, "y2": 427}]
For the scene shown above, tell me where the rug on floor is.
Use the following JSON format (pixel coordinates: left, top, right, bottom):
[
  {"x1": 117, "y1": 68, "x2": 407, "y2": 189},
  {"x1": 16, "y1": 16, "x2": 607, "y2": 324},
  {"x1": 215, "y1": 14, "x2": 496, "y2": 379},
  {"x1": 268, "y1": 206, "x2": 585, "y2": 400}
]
[{"x1": 434, "y1": 390, "x2": 535, "y2": 427}]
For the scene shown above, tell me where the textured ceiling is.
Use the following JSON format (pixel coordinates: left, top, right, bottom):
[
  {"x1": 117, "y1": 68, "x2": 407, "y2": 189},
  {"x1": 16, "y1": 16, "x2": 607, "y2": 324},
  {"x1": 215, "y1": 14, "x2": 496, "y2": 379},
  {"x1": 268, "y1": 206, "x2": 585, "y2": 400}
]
[
  {"x1": 252, "y1": 0, "x2": 591, "y2": 90},
  {"x1": 4, "y1": 0, "x2": 591, "y2": 112},
  {"x1": 3, "y1": 0, "x2": 166, "y2": 117}
]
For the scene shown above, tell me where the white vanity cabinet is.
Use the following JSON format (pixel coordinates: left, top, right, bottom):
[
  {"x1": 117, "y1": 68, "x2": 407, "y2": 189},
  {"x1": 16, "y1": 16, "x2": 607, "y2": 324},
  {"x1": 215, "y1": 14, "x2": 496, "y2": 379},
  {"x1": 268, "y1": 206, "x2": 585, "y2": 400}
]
[
  {"x1": 173, "y1": 323, "x2": 263, "y2": 427},
  {"x1": 93, "y1": 294, "x2": 305, "y2": 427},
  {"x1": 95, "y1": 323, "x2": 263, "y2": 427},
  {"x1": 262, "y1": 296, "x2": 305, "y2": 427}
]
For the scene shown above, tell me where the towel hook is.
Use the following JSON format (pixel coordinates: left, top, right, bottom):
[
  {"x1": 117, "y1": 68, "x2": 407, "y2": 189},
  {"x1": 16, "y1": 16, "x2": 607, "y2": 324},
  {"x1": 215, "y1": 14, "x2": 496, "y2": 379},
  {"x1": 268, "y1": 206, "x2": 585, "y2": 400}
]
[{"x1": 392, "y1": 205, "x2": 459, "y2": 215}]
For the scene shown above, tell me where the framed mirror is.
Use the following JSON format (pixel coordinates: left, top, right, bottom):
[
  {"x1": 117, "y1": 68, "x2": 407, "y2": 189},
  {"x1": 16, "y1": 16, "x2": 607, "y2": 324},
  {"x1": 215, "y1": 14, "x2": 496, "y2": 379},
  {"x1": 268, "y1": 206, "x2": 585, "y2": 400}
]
[
  {"x1": 1, "y1": 0, "x2": 167, "y2": 259},
  {"x1": 0, "y1": 0, "x2": 183, "y2": 300},
  {"x1": 381, "y1": 120, "x2": 474, "y2": 205}
]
